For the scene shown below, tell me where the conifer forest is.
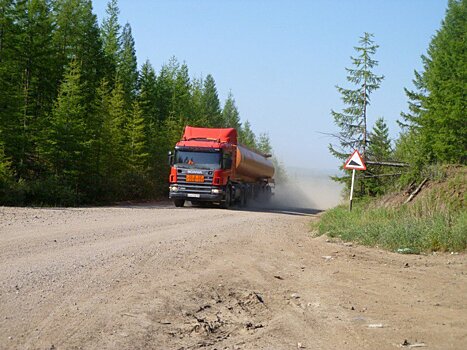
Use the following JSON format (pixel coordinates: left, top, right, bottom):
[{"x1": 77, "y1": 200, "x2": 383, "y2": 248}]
[{"x1": 0, "y1": 0, "x2": 277, "y2": 205}]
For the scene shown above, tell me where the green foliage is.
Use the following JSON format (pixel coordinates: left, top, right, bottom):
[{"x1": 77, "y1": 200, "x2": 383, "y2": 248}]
[
  {"x1": 0, "y1": 0, "x2": 277, "y2": 205},
  {"x1": 314, "y1": 172, "x2": 467, "y2": 253},
  {"x1": 239, "y1": 120, "x2": 257, "y2": 149},
  {"x1": 41, "y1": 59, "x2": 88, "y2": 200},
  {"x1": 365, "y1": 117, "x2": 395, "y2": 195},
  {"x1": 329, "y1": 32, "x2": 384, "y2": 198},
  {"x1": 222, "y1": 91, "x2": 241, "y2": 130},
  {"x1": 329, "y1": 32, "x2": 384, "y2": 161},
  {"x1": 202, "y1": 74, "x2": 223, "y2": 127},
  {"x1": 0, "y1": 0, "x2": 56, "y2": 179},
  {"x1": 99, "y1": 80, "x2": 126, "y2": 182},
  {"x1": 53, "y1": 0, "x2": 104, "y2": 108},
  {"x1": 118, "y1": 22, "x2": 138, "y2": 109},
  {"x1": 400, "y1": 0, "x2": 466, "y2": 166},
  {"x1": 171, "y1": 63, "x2": 192, "y2": 124},
  {"x1": 100, "y1": 0, "x2": 120, "y2": 83},
  {"x1": 0, "y1": 141, "x2": 12, "y2": 184},
  {"x1": 125, "y1": 101, "x2": 148, "y2": 171},
  {"x1": 368, "y1": 117, "x2": 392, "y2": 160},
  {"x1": 257, "y1": 133, "x2": 272, "y2": 155}
]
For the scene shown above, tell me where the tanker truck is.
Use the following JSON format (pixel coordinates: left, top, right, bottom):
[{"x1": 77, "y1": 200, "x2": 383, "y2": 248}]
[{"x1": 168, "y1": 126, "x2": 274, "y2": 208}]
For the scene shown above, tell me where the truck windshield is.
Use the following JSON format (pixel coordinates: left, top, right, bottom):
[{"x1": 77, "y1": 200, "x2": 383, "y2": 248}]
[{"x1": 175, "y1": 151, "x2": 221, "y2": 169}]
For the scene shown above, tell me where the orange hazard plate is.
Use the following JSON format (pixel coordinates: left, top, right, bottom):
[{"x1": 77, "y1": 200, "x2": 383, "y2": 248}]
[{"x1": 186, "y1": 175, "x2": 204, "y2": 182}]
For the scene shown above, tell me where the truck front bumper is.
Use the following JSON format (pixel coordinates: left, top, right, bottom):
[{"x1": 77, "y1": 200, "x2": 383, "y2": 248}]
[{"x1": 169, "y1": 186, "x2": 224, "y2": 202}]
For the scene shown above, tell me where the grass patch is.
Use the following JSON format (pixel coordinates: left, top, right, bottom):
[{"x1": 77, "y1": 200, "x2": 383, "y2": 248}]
[{"x1": 313, "y1": 170, "x2": 466, "y2": 253}]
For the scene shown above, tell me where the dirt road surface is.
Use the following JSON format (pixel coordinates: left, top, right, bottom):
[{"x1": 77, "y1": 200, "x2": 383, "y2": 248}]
[{"x1": 0, "y1": 203, "x2": 465, "y2": 349}]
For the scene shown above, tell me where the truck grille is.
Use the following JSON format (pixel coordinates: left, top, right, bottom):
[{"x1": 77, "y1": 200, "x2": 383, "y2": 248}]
[{"x1": 177, "y1": 172, "x2": 214, "y2": 194}]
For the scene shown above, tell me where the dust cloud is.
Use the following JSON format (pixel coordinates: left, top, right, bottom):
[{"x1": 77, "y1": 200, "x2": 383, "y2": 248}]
[{"x1": 270, "y1": 167, "x2": 344, "y2": 211}]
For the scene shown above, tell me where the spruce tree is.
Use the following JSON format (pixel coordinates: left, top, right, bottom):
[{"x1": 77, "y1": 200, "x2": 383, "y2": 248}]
[
  {"x1": 42, "y1": 59, "x2": 88, "y2": 197},
  {"x1": 155, "y1": 60, "x2": 176, "y2": 123},
  {"x1": 239, "y1": 120, "x2": 257, "y2": 149},
  {"x1": 171, "y1": 62, "x2": 192, "y2": 124},
  {"x1": 0, "y1": 137, "x2": 12, "y2": 184},
  {"x1": 257, "y1": 133, "x2": 272, "y2": 155},
  {"x1": 401, "y1": 0, "x2": 466, "y2": 165},
  {"x1": 368, "y1": 117, "x2": 392, "y2": 161},
  {"x1": 118, "y1": 22, "x2": 138, "y2": 110},
  {"x1": 190, "y1": 77, "x2": 204, "y2": 125},
  {"x1": 202, "y1": 74, "x2": 222, "y2": 127},
  {"x1": 329, "y1": 33, "x2": 384, "y2": 160},
  {"x1": 0, "y1": 0, "x2": 24, "y2": 174},
  {"x1": 222, "y1": 91, "x2": 241, "y2": 130},
  {"x1": 101, "y1": 80, "x2": 126, "y2": 179},
  {"x1": 52, "y1": 0, "x2": 104, "y2": 114},
  {"x1": 366, "y1": 117, "x2": 393, "y2": 195},
  {"x1": 138, "y1": 60, "x2": 158, "y2": 125},
  {"x1": 100, "y1": 0, "x2": 120, "y2": 84},
  {"x1": 15, "y1": 0, "x2": 56, "y2": 178},
  {"x1": 125, "y1": 101, "x2": 148, "y2": 172}
]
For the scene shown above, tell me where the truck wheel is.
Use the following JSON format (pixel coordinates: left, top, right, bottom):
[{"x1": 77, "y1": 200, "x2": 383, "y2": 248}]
[
  {"x1": 240, "y1": 188, "x2": 248, "y2": 207},
  {"x1": 174, "y1": 199, "x2": 185, "y2": 207},
  {"x1": 220, "y1": 187, "x2": 231, "y2": 209}
]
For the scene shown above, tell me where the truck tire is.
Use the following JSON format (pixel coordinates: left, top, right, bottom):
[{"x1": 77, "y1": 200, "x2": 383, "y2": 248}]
[
  {"x1": 240, "y1": 187, "x2": 248, "y2": 207},
  {"x1": 174, "y1": 199, "x2": 185, "y2": 207},
  {"x1": 220, "y1": 187, "x2": 231, "y2": 209}
]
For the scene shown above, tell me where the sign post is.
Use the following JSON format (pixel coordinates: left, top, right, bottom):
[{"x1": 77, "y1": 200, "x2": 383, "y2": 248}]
[
  {"x1": 344, "y1": 150, "x2": 366, "y2": 211},
  {"x1": 349, "y1": 169, "x2": 356, "y2": 211}
]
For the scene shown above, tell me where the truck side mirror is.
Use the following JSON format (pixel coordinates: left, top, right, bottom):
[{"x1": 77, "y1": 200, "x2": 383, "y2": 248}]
[{"x1": 168, "y1": 151, "x2": 174, "y2": 166}]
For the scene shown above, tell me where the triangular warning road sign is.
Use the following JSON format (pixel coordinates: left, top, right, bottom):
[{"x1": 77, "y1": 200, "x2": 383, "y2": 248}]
[{"x1": 344, "y1": 150, "x2": 366, "y2": 170}]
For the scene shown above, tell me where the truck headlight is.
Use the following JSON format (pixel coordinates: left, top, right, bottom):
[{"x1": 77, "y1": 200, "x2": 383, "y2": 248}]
[
  {"x1": 170, "y1": 185, "x2": 179, "y2": 192},
  {"x1": 211, "y1": 188, "x2": 223, "y2": 194}
]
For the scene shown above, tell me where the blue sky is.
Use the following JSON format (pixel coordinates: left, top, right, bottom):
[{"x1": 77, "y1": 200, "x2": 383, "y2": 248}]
[{"x1": 93, "y1": 0, "x2": 447, "y2": 172}]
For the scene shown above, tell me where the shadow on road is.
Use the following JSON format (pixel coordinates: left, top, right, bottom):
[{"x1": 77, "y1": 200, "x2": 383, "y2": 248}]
[
  {"x1": 234, "y1": 204, "x2": 322, "y2": 217},
  {"x1": 110, "y1": 200, "x2": 322, "y2": 216}
]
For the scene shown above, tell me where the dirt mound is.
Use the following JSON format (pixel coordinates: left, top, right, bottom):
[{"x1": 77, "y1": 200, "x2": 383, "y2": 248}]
[
  {"x1": 375, "y1": 165, "x2": 466, "y2": 209},
  {"x1": 156, "y1": 285, "x2": 269, "y2": 349}
]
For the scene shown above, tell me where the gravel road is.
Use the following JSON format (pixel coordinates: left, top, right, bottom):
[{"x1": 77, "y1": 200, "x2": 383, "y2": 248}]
[{"x1": 0, "y1": 203, "x2": 465, "y2": 349}]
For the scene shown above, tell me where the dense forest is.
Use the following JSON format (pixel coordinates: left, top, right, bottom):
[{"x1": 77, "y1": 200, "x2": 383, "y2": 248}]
[
  {"x1": 0, "y1": 0, "x2": 280, "y2": 205},
  {"x1": 329, "y1": 0, "x2": 466, "y2": 196}
]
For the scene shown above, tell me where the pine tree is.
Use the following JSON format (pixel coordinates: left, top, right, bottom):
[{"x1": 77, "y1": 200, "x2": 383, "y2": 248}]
[
  {"x1": 0, "y1": 0, "x2": 25, "y2": 175},
  {"x1": 15, "y1": 0, "x2": 56, "y2": 178},
  {"x1": 0, "y1": 137, "x2": 12, "y2": 184},
  {"x1": 257, "y1": 133, "x2": 272, "y2": 155},
  {"x1": 138, "y1": 60, "x2": 158, "y2": 124},
  {"x1": 171, "y1": 62, "x2": 192, "y2": 124},
  {"x1": 190, "y1": 76, "x2": 204, "y2": 125},
  {"x1": 401, "y1": 0, "x2": 466, "y2": 165},
  {"x1": 155, "y1": 59, "x2": 177, "y2": 123},
  {"x1": 202, "y1": 74, "x2": 222, "y2": 127},
  {"x1": 42, "y1": 59, "x2": 88, "y2": 196},
  {"x1": 329, "y1": 33, "x2": 384, "y2": 161},
  {"x1": 366, "y1": 117, "x2": 393, "y2": 195},
  {"x1": 100, "y1": 80, "x2": 126, "y2": 179},
  {"x1": 118, "y1": 22, "x2": 138, "y2": 110},
  {"x1": 239, "y1": 120, "x2": 257, "y2": 149},
  {"x1": 368, "y1": 117, "x2": 392, "y2": 161},
  {"x1": 52, "y1": 0, "x2": 105, "y2": 131},
  {"x1": 222, "y1": 91, "x2": 241, "y2": 130},
  {"x1": 125, "y1": 101, "x2": 148, "y2": 172},
  {"x1": 100, "y1": 0, "x2": 120, "y2": 84}
]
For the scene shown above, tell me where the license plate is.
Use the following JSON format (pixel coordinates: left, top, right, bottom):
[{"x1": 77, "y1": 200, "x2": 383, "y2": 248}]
[
  {"x1": 187, "y1": 193, "x2": 200, "y2": 198},
  {"x1": 186, "y1": 175, "x2": 204, "y2": 182}
]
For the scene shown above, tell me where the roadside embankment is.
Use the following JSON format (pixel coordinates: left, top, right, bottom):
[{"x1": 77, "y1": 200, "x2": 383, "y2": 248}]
[{"x1": 313, "y1": 166, "x2": 466, "y2": 253}]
